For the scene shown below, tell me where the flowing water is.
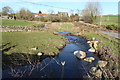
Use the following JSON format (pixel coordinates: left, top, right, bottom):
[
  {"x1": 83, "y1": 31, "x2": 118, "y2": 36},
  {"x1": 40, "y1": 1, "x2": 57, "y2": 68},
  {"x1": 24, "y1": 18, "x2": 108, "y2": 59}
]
[{"x1": 2, "y1": 31, "x2": 99, "y2": 79}]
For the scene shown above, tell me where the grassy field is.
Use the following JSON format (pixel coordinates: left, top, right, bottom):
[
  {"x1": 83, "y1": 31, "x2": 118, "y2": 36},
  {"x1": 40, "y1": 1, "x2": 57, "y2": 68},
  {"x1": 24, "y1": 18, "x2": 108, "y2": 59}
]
[
  {"x1": 1, "y1": 19, "x2": 36, "y2": 27},
  {"x1": 1, "y1": 19, "x2": 119, "y2": 56},
  {"x1": 2, "y1": 32, "x2": 66, "y2": 55},
  {"x1": 97, "y1": 15, "x2": 118, "y2": 26}
]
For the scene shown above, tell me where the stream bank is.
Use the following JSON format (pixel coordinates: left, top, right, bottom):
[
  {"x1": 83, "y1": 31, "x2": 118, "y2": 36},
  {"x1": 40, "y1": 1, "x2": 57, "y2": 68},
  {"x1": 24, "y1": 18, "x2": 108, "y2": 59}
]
[
  {"x1": 2, "y1": 31, "x2": 100, "y2": 79},
  {"x1": 2, "y1": 31, "x2": 119, "y2": 79}
]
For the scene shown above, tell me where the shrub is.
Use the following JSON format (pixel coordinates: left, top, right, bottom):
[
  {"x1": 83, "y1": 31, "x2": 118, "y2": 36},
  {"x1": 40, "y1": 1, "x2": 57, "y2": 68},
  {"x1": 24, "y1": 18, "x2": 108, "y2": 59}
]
[
  {"x1": 106, "y1": 24, "x2": 118, "y2": 30},
  {"x1": 70, "y1": 14, "x2": 79, "y2": 22},
  {"x1": 16, "y1": 8, "x2": 35, "y2": 21},
  {"x1": 51, "y1": 16, "x2": 61, "y2": 22},
  {"x1": 60, "y1": 17, "x2": 69, "y2": 22}
]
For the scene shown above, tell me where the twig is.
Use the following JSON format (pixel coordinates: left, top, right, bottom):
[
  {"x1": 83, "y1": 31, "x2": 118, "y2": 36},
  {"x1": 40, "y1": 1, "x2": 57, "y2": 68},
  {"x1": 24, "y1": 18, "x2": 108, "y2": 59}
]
[
  {"x1": 26, "y1": 54, "x2": 32, "y2": 64},
  {"x1": 49, "y1": 55, "x2": 61, "y2": 65},
  {"x1": 20, "y1": 69, "x2": 27, "y2": 77},
  {"x1": 28, "y1": 65, "x2": 36, "y2": 76},
  {"x1": 81, "y1": 62, "x2": 91, "y2": 78},
  {"x1": 10, "y1": 67, "x2": 27, "y2": 77},
  {"x1": 40, "y1": 59, "x2": 53, "y2": 71},
  {"x1": 52, "y1": 58, "x2": 61, "y2": 65}
]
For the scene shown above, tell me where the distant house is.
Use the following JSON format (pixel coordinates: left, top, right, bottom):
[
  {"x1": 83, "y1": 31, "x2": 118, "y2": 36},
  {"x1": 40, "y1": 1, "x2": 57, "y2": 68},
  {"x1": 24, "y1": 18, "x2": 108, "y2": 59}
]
[
  {"x1": 57, "y1": 12, "x2": 68, "y2": 17},
  {"x1": 34, "y1": 13, "x2": 47, "y2": 17},
  {"x1": 1, "y1": 16, "x2": 9, "y2": 19}
]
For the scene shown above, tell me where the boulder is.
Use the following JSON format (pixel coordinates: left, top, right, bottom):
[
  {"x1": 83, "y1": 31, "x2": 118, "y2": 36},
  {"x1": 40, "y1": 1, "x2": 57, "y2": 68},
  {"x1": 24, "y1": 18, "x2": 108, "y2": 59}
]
[
  {"x1": 88, "y1": 48, "x2": 95, "y2": 52},
  {"x1": 90, "y1": 67, "x2": 102, "y2": 78},
  {"x1": 93, "y1": 41, "x2": 99, "y2": 49},
  {"x1": 87, "y1": 41, "x2": 93, "y2": 48},
  {"x1": 73, "y1": 51, "x2": 86, "y2": 59},
  {"x1": 90, "y1": 67, "x2": 97, "y2": 73},
  {"x1": 87, "y1": 38, "x2": 98, "y2": 52},
  {"x1": 83, "y1": 57, "x2": 95, "y2": 63},
  {"x1": 97, "y1": 60, "x2": 108, "y2": 68},
  {"x1": 95, "y1": 69, "x2": 102, "y2": 78}
]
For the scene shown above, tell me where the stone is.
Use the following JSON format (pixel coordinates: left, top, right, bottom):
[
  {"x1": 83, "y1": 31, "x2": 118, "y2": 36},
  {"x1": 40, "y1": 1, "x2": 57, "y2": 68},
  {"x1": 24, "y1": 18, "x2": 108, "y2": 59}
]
[
  {"x1": 83, "y1": 57, "x2": 95, "y2": 63},
  {"x1": 88, "y1": 42, "x2": 93, "y2": 48},
  {"x1": 90, "y1": 67, "x2": 97, "y2": 74},
  {"x1": 87, "y1": 38, "x2": 98, "y2": 52},
  {"x1": 30, "y1": 47, "x2": 37, "y2": 50},
  {"x1": 93, "y1": 41, "x2": 99, "y2": 49},
  {"x1": 53, "y1": 31, "x2": 60, "y2": 35},
  {"x1": 92, "y1": 37, "x2": 95, "y2": 41},
  {"x1": 97, "y1": 60, "x2": 108, "y2": 68},
  {"x1": 37, "y1": 52, "x2": 43, "y2": 56},
  {"x1": 61, "y1": 61, "x2": 65, "y2": 66},
  {"x1": 90, "y1": 67, "x2": 102, "y2": 78},
  {"x1": 74, "y1": 51, "x2": 86, "y2": 59},
  {"x1": 88, "y1": 48, "x2": 95, "y2": 52},
  {"x1": 95, "y1": 69, "x2": 102, "y2": 78}
]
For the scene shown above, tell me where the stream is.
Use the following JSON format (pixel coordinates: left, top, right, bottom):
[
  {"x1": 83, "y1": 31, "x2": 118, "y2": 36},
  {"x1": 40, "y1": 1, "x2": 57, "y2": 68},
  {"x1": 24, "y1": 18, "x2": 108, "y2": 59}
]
[{"x1": 2, "y1": 31, "x2": 100, "y2": 79}]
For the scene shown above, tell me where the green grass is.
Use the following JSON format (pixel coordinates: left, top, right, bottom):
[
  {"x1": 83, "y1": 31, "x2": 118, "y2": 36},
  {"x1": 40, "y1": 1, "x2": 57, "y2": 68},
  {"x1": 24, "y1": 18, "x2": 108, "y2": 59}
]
[
  {"x1": 56, "y1": 23, "x2": 73, "y2": 29},
  {"x1": 2, "y1": 32, "x2": 65, "y2": 55},
  {"x1": 97, "y1": 15, "x2": 118, "y2": 26},
  {"x1": 61, "y1": 23, "x2": 73, "y2": 29},
  {"x1": 53, "y1": 22, "x2": 74, "y2": 33},
  {"x1": 84, "y1": 32, "x2": 120, "y2": 56},
  {"x1": 1, "y1": 19, "x2": 36, "y2": 27}
]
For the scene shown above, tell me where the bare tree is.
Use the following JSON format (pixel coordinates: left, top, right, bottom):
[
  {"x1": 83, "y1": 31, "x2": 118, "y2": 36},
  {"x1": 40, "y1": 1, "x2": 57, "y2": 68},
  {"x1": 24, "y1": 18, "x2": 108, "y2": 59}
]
[
  {"x1": 16, "y1": 8, "x2": 26, "y2": 20},
  {"x1": 16, "y1": 8, "x2": 34, "y2": 20},
  {"x1": 81, "y1": 2, "x2": 101, "y2": 23}
]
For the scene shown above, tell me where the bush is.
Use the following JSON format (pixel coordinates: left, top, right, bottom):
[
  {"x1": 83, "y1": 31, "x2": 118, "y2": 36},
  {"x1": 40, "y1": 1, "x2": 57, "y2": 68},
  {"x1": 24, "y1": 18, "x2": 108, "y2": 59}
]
[
  {"x1": 70, "y1": 14, "x2": 79, "y2": 22},
  {"x1": 16, "y1": 8, "x2": 35, "y2": 21},
  {"x1": 106, "y1": 24, "x2": 118, "y2": 30},
  {"x1": 39, "y1": 17, "x2": 46, "y2": 22},
  {"x1": 60, "y1": 17, "x2": 69, "y2": 22},
  {"x1": 38, "y1": 15, "x2": 69, "y2": 22},
  {"x1": 34, "y1": 15, "x2": 69, "y2": 22},
  {"x1": 51, "y1": 16, "x2": 61, "y2": 22}
]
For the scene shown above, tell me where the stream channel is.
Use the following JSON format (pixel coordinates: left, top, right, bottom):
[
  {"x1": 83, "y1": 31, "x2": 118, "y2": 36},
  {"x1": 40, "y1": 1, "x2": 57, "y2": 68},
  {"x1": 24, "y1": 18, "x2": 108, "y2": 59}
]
[{"x1": 2, "y1": 31, "x2": 100, "y2": 79}]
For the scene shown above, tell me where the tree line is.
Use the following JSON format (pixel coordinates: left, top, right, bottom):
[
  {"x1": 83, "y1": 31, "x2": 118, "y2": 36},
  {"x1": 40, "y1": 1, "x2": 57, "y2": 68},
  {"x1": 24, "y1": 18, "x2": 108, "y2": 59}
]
[{"x1": 1, "y1": 2, "x2": 101, "y2": 24}]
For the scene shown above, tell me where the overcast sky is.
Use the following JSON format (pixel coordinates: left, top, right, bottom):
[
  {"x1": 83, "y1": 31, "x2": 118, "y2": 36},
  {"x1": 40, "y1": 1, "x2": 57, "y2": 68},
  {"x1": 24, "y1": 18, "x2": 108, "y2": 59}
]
[{"x1": 0, "y1": 0, "x2": 119, "y2": 15}]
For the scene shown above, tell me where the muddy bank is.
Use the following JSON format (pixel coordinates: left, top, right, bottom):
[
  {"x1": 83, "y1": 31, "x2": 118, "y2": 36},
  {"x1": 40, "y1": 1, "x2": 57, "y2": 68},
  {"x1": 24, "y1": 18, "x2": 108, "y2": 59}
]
[{"x1": 95, "y1": 46, "x2": 120, "y2": 78}]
